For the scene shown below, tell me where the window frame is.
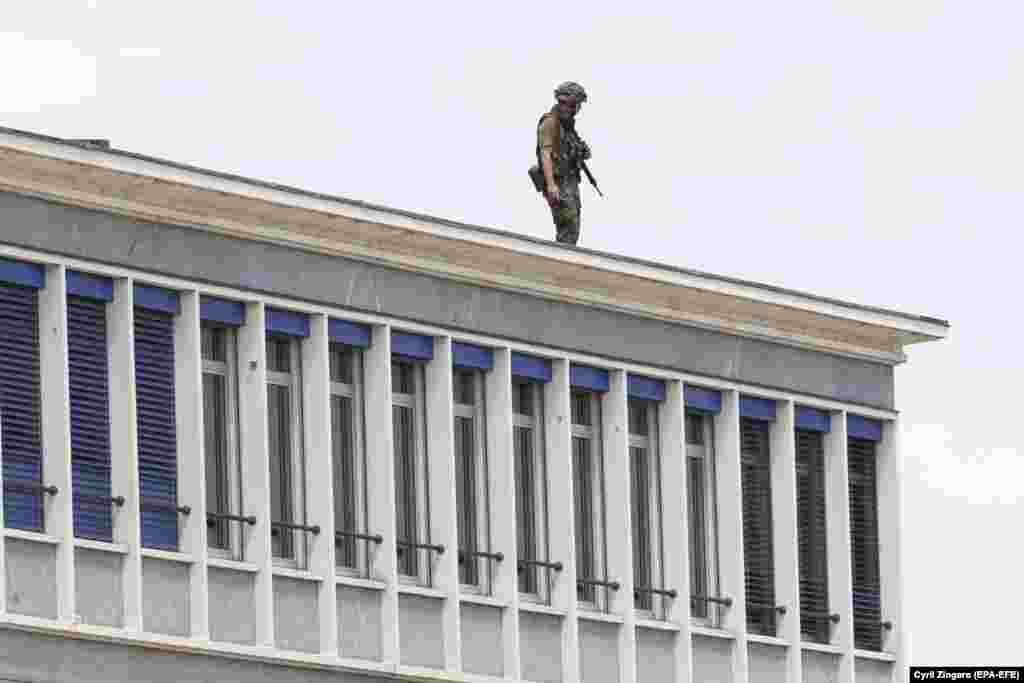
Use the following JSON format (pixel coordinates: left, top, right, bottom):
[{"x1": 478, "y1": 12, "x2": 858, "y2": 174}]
[
  {"x1": 392, "y1": 359, "x2": 431, "y2": 586},
  {"x1": 453, "y1": 368, "x2": 492, "y2": 595},
  {"x1": 265, "y1": 334, "x2": 306, "y2": 569},
  {"x1": 629, "y1": 398, "x2": 665, "y2": 619},
  {"x1": 686, "y1": 411, "x2": 721, "y2": 627},
  {"x1": 571, "y1": 389, "x2": 608, "y2": 612},
  {"x1": 202, "y1": 324, "x2": 244, "y2": 561},
  {"x1": 513, "y1": 378, "x2": 550, "y2": 604},
  {"x1": 330, "y1": 344, "x2": 368, "y2": 577}
]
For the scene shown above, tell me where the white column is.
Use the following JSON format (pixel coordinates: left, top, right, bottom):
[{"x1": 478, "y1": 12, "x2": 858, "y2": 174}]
[
  {"x1": 602, "y1": 370, "x2": 635, "y2": 683},
  {"x1": 302, "y1": 315, "x2": 338, "y2": 656},
  {"x1": 714, "y1": 390, "x2": 749, "y2": 683},
  {"x1": 825, "y1": 411, "x2": 854, "y2": 683},
  {"x1": 485, "y1": 348, "x2": 519, "y2": 680},
  {"x1": 544, "y1": 359, "x2": 578, "y2": 683},
  {"x1": 362, "y1": 324, "x2": 399, "y2": 663},
  {"x1": 662, "y1": 381, "x2": 693, "y2": 683},
  {"x1": 425, "y1": 336, "x2": 461, "y2": 671},
  {"x1": 876, "y1": 418, "x2": 904, "y2": 682},
  {"x1": 770, "y1": 401, "x2": 802, "y2": 683},
  {"x1": 175, "y1": 291, "x2": 209, "y2": 639},
  {"x1": 39, "y1": 264, "x2": 75, "y2": 623},
  {"x1": 236, "y1": 302, "x2": 274, "y2": 647},
  {"x1": 109, "y1": 277, "x2": 143, "y2": 632}
]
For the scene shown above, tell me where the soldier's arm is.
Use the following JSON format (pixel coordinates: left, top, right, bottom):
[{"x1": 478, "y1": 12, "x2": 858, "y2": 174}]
[{"x1": 538, "y1": 115, "x2": 558, "y2": 191}]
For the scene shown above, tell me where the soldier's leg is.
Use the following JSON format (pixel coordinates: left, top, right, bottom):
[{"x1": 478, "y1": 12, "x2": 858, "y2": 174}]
[{"x1": 552, "y1": 184, "x2": 581, "y2": 246}]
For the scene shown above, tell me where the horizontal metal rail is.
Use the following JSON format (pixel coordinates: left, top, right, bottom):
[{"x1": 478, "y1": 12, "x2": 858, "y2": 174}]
[
  {"x1": 634, "y1": 586, "x2": 678, "y2": 599},
  {"x1": 207, "y1": 511, "x2": 257, "y2": 526},
  {"x1": 801, "y1": 610, "x2": 838, "y2": 623},
  {"x1": 77, "y1": 493, "x2": 125, "y2": 507},
  {"x1": 691, "y1": 594, "x2": 734, "y2": 608},
  {"x1": 518, "y1": 558, "x2": 563, "y2": 572},
  {"x1": 3, "y1": 481, "x2": 59, "y2": 496},
  {"x1": 459, "y1": 549, "x2": 504, "y2": 563},
  {"x1": 141, "y1": 500, "x2": 191, "y2": 515},
  {"x1": 336, "y1": 529, "x2": 383, "y2": 545},
  {"x1": 749, "y1": 601, "x2": 788, "y2": 615},
  {"x1": 578, "y1": 577, "x2": 620, "y2": 591},
  {"x1": 271, "y1": 520, "x2": 320, "y2": 535},
  {"x1": 396, "y1": 539, "x2": 445, "y2": 555}
]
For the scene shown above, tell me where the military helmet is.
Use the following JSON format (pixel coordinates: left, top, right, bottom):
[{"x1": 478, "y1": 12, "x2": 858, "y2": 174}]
[{"x1": 554, "y1": 81, "x2": 588, "y2": 103}]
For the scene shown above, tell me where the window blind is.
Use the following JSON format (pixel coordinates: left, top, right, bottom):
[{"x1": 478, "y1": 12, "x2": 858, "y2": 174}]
[
  {"x1": 741, "y1": 417, "x2": 776, "y2": 635},
  {"x1": 797, "y1": 428, "x2": 829, "y2": 643},
  {"x1": 849, "y1": 436, "x2": 882, "y2": 650}
]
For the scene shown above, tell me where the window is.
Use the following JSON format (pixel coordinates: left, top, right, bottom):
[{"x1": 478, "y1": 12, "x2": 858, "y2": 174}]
[
  {"x1": 741, "y1": 417, "x2": 776, "y2": 636},
  {"x1": 571, "y1": 389, "x2": 607, "y2": 610},
  {"x1": 392, "y1": 359, "x2": 430, "y2": 585},
  {"x1": 68, "y1": 295, "x2": 113, "y2": 542},
  {"x1": 849, "y1": 436, "x2": 882, "y2": 651},
  {"x1": 330, "y1": 344, "x2": 366, "y2": 573},
  {"x1": 686, "y1": 412, "x2": 719, "y2": 623},
  {"x1": 629, "y1": 398, "x2": 664, "y2": 617},
  {"x1": 796, "y1": 428, "x2": 830, "y2": 643},
  {"x1": 513, "y1": 378, "x2": 549, "y2": 601},
  {"x1": 266, "y1": 334, "x2": 305, "y2": 565},
  {"x1": 202, "y1": 324, "x2": 242, "y2": 559},
  {"x1": 135, "y1": 303, "x2": 179, "y2": 550},
  {"x1": 0, "y1": 281, "x2": 44, "y2": 532},
  {"x1": 454, "y1": 368, "x2": 491, "y2": 592}
]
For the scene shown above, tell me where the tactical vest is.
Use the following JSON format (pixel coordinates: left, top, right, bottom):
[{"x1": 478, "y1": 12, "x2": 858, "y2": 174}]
[{"x1": 536, "y1": 111, "x2": 585, "y2": 181}]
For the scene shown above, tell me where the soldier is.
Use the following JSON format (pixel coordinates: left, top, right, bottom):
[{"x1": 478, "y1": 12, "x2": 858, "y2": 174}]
[{"x1": 536, "y1": 81, "x2": 592, "y2": 246}]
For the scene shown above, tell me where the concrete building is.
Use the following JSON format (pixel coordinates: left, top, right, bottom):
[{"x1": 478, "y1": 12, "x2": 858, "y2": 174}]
[{"x1": 0, "y1": 126, "x2": 947, "y2": 683}]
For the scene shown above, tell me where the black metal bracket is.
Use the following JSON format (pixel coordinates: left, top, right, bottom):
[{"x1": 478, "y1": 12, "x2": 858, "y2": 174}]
[
  {"x1": 692, "y1": 594, "x2": 734, "y2": 608},
  {"x1": 396, "y1": 539, "x2": 445, "y2": 555},
  {"x1": 458, "y1": 549, "x2": 504, "y2": 564},
  {"x1": 111, "y1": 496, "x2": 125, "y2": 507},
  {"x1": 271, "y1": 520, "x2": 321, "y2": 535},
  {"x1": 3, "y1": 481, "x2": 59, "y2": 496},
  {"x1": 518, "y1": 558, "x2": 563, "y2": 572},
  {"x1": 881, "y1": 620, "x2": 893, "y2": 631},
  {"x1": 578, "y1": 577, "x2": 620, "y2": 591},
  {"x1": 207, "y1": 511, "x2": 257, "y2": 526},
  {"x1": 634, "y1": 586, "x2": 678, "y2": 599},
  {"x1": 336, "y1": 529, "x2": 384, "y2": 545}
]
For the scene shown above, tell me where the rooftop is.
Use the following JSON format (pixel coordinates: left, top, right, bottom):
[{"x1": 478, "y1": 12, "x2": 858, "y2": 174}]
[{"x1": 0, "y1": 125, "x2": 948, "y2": 364}]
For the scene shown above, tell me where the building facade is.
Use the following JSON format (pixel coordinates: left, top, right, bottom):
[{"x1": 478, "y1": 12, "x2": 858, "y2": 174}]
[{"x1": 0, "y1": 127, "x2": 947, "y2": 683}]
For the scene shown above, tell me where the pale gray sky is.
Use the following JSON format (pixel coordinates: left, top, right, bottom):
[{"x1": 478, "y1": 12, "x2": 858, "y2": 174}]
[{"x1": 3, "y1": 1, "x2": 1021, "y2": 664}]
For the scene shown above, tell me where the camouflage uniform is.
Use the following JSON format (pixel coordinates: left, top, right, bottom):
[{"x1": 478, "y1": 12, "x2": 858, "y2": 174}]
[{"x1": 537, "y1": 83, "x2": 591, "y2": 246}]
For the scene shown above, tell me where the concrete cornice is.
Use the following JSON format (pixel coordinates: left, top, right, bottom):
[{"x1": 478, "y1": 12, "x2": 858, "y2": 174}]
[{"x1": 0, "y1": 126, "x2": 948, "y2": 364}]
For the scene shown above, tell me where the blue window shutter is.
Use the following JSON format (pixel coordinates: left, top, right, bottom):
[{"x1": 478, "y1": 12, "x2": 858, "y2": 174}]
[
  {"x1": 391, "y1": 331, "x2": 433, "y2": 361},
  {"x1": 627, "y1": 374, "x2": 665, "y2": 401},
  {"x1": 266, "y1": 308, "x2": 309, "y2": 337},
  {"x1": 0, "y1": 257, "x2": 45, "y2": 289},
  {"x1": 740, "y1": 396, "x2": 777, "y2": 421},
  {"x1": 847, "y1": 415, "x2": 882, "y2": 442},
  {"x1": 452, "y1": 342, "x2": 493, "y2": 370},
  {"x1": 134, "y1": 284, "x2": 178, "y2": 314},
  {"x1": 66, "y1": 271, "x2": 114, "y2": 302},
  {"x1": 796, "y1": 407, "x2": 831, "y2": 433},
  {"x1": 328, "y1": 318, "x2": 371, "y2": 348},
  {"x1": 68, "y1": 296, "x2": 113, "y2": 541},
  {"x1": 685, "y1": 385, "x2": 721, "y2": 414},
  {"x1": 0, "y1": 283, "x2": 44, "y2": 531},
  {"x1": 570, "y1": 364, "x2": 609, "y2": 393},
  {"x1": 200, "y1": 295, "x2": 246, "y2": 326},
  {"x1": 511, "y1": 353, "x2": 551, "y2": 382},
  {"x1": 135, "y1": 307, "x2": 178, "y2": 550}
]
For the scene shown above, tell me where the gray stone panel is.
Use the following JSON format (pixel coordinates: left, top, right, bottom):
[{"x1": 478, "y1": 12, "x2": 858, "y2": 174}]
[
  {"x1": 207, "y1": 567, "x2": 256, "y2": 645},
  {"x1": 692, "y1": 634, "x2": 733, "y2": 683},
  {"x1": 142, "y1": 557, "x2": 190, "y2": 637},
  {"x1": 749, "y1": 642, "x2": 787, "y2": 683},
  {"x1": 803, "y1": 650, "x2": 841, "y2": 683},
  {"x1": 636, "y1": 627, "x2": 675, "y2": 683},
  {"x1": 459, "y1": 602, "x2": 503, "y2": 677},
  {"x1": 0, "y1": 628, "x2": 393, "y2": 683},
  {"x1": 397, "y1": 593, "x2": 444, "y2": 669},
  {"x1": 855, "y1": 658, "x2": 893, "y2": 683},
  {"x1": 273, "y1": 576, "x2": 320, "y2": 653},
  {"x1": 337, "y1": 585, "x2": 382, "y2": 662},
  {"x1": 74, "y1": 547, "x2": 123, "y2": 627},
  {"x1": 519, "y1": 611, "x2": 562, "y2": 683},
  {"x1": 4, "y1": 537, "x2": 57, "y2": 619},
  {"x1": 579, "y1": 620, "x2": 619, "y2": 683},
  {"x1": 0, "y1": 192, "x2": 895, "y2": 409}
]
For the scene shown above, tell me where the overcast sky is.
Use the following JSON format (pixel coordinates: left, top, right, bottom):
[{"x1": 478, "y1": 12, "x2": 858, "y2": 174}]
[{"x1": 3, "y1": 1, "x2": 1021, "y2": 665}]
